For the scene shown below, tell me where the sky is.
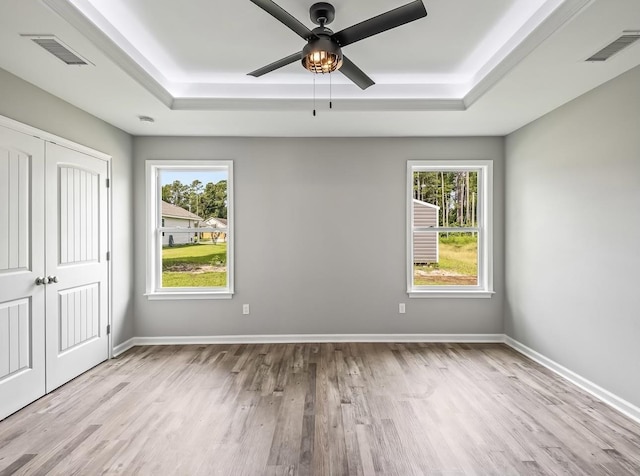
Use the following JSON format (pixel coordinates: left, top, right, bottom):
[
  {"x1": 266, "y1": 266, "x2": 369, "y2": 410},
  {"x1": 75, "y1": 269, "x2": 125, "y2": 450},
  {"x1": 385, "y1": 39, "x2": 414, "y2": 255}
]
[{"x1": 160, "y1": 170, "x2": 226, "y2": 186}]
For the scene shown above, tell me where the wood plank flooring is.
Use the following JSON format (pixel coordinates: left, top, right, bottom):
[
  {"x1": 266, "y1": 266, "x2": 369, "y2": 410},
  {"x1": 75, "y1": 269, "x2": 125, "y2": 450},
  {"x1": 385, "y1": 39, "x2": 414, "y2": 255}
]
[{"x1": 1, "y1": 343, "x2": 639, "y2": 475}]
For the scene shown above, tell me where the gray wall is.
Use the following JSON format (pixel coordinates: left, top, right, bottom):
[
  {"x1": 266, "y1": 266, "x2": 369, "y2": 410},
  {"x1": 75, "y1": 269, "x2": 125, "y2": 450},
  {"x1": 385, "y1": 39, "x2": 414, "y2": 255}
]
[
  {"x1": 505, "y1": 65, "x2": 640, "y2": 407},
  {"x1": 0, "y1": 68, "x2": 135, "y2": 346},
  {"x1": 133, "y1": 137, "x2": 504, "y2": 337}
]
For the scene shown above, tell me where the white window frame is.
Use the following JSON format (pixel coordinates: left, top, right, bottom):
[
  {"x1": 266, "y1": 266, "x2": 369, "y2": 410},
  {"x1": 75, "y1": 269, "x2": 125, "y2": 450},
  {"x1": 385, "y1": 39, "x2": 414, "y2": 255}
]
[
  {"x1": 145, "y1": 160, "x2": 234, "y2": 300},
  {"x1": 407, "y1": 160, "x2": 493, "y2": 298}
]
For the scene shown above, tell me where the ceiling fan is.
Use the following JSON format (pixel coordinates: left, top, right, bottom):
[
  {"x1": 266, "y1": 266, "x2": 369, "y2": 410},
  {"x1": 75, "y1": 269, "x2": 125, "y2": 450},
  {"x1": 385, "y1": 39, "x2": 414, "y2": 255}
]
[{"x1": 247, "y1": 0, "x2": 427, "y2": 90}]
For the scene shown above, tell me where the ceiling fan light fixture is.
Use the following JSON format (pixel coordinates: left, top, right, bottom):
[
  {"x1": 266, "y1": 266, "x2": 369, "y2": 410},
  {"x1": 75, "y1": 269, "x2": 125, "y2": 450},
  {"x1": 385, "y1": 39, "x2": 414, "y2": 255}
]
[{"x1": 302, "y1": 37, "x2": 343, "y2": 74}]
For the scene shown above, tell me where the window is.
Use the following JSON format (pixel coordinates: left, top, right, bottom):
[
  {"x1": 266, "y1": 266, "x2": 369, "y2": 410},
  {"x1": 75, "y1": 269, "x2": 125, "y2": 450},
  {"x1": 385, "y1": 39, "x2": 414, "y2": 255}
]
[
  {"x1": 146, "y1": 160, "x2": 233, "y2": 299},
  {"x1": 407, "y1": 160, "x2": 493, "y2": 298}
]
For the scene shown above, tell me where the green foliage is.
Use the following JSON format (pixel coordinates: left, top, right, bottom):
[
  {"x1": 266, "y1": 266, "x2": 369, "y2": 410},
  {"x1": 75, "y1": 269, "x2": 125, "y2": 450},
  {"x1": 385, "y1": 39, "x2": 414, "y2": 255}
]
[
  {"x1": 439, "y1": 233, "x2": 477, "y2": 247},
  {"x1": 201, "y1": 180, "x2": 227, "y2": 219},
  {"x1": 413, "y1": 171, "x2": 478, "y2": 228},
  {"x1": 162, "y1": 179, "x2": 227, "y2": 220}
]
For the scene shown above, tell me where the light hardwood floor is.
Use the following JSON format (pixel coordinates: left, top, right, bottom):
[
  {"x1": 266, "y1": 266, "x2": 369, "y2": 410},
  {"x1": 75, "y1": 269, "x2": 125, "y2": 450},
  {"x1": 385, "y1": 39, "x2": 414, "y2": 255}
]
[{"x1": 1, "y1": 343, "x2": 639, "y2": 475}]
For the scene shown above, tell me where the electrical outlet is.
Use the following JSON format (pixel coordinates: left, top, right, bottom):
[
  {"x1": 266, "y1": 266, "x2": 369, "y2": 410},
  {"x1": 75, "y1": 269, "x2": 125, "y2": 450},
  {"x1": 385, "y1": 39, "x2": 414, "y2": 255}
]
[
  {"x1": 242, "y1": 304, "x2": 250, "y2": 315},
  {"x1": 399, "y1": 303, "x2": 406, "y2": 314}
]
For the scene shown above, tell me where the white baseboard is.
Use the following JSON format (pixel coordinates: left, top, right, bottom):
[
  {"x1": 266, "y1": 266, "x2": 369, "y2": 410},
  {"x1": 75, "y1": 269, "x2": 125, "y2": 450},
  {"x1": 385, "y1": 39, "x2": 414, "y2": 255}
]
[
  {"x1": 114, "y1": 333, "x2": 503, "y2": 349},
  {"x1": 504, "y1": 335, "x2": 640, "y2": 425},
  {"x1": 112, "y1": 338, "x2": 136, "y2": 357}
]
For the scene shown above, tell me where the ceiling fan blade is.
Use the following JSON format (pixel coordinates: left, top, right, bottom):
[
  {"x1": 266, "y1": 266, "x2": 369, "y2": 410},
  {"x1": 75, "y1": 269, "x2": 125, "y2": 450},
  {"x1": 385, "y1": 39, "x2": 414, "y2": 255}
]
[
  {"x1": 248, "y1": 51, "x2": 303, "y2": 77},
  {"x1": 332, "y1": 0, "x2": 427, "y2": 47},
  {"x1": 339, "y1": 56, "x2": 375, "y2": 90},
  {"x1": 249, "y1": 0, "x2": 315, "y2": 40}
]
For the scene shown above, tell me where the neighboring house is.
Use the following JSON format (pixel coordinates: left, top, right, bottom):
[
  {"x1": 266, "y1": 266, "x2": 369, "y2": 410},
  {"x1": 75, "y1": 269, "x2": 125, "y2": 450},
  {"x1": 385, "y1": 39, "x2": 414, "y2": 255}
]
[
  {"x1": 202, "y1": 217, "x2": 228, "y2": 243},
  {"x1": 413, "y1": 199, "x2": 439, "y2": 264},
  {"x1": 161, "y1": 200, "x2": 202, "y2": 246}
]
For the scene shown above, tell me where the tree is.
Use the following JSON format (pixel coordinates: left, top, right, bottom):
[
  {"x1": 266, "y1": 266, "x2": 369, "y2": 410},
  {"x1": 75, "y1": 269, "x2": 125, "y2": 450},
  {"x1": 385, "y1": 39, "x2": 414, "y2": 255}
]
[
  {"x1": 162, "y1": 180, "x2": 189, "y2": 209},
  {"x1": 202, "y1": 180, "x2": 227, "y2": 219},
  {"x1": 413, "y1": 171, "x2": 477, "y2": 228},
  {"x1": 189, "y1": 180, "x2": 203, "y2": 216},
  {"x1": 162, "y1": 178, "x2": 227, "y2": 220}
]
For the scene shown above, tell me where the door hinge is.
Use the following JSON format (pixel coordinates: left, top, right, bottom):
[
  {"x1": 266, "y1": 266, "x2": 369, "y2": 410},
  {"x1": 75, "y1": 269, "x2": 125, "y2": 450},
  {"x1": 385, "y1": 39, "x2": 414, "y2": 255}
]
[
  {"x1": 106, "y1": 251, "x2": 111, "y2": 261},
  {"x1": 107, "y1": 324, "x2": 111, "y2": 335},
  {"x1": 106, "y1": 178, "x2": 110, "y2": 188}
]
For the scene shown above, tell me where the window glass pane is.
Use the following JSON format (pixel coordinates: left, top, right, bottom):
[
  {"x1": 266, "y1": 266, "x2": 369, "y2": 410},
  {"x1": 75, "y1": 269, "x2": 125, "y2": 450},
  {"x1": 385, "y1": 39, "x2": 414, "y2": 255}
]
[
  {"x1": 162, "y1": 234, "x2": 227, "y2": 288},
  {"x1": 160, "y1": 169, "x2": 228, "y2": 220},
  {"x1": 413, "y1": 232, "x2": 477, "y2": 286},
  {"x1": 412, "y1": 171, "x2": 478, "y2": 227},
  {"x1": 158, "y1": 168, "x2": 228, "y2": 289}
]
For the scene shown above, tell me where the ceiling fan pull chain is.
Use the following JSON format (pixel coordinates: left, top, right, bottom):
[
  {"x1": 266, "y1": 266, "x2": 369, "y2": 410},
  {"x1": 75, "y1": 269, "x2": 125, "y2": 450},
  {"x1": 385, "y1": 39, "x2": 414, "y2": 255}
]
[
  {"x1": 329, "y1": 72, "x2": 333, "y2": 110},
  {"x1": 313, "y1": 75, "x2": 316, "y2": 116}
]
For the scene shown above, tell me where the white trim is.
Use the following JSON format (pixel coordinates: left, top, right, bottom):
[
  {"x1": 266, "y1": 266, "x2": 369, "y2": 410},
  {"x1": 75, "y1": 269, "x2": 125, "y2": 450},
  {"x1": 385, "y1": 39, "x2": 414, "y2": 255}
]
[
  {"x1": 409, "y1": 291, "x2": 494, "y2": 299},
  {"x1": 112, "y1": 338, "x2": 136, "y2": 357},
  {"x1": 145, "y1": 292, "x2": 233, "y2": 300},
  {"x1": 171, "y1": 98, "x2": 466, "y2": 112},
  {"x1": 0, "y1": 115, "x2": 111, "y2": 160},
  {"x1": 504, "y1": 336, "x2": 640, "y2": 425},
  {"x1": 42, "y1": 0, "x2": 174, "y2": 108},
  {"x1": 464, "y1": 0, "x2": 593, "y2": 108},
  {"x1": 106, "y1": 154, "x2": 113, "y2": 359},
  {"x1": 115, "y1": 334, "x2": 505, "y2": 347},
  {"x1": 145, "y1": 160, "x2": 234, "y2": 296},
  {"x1": 407, "y1": 160, "x2": 494, "y2": 296}
]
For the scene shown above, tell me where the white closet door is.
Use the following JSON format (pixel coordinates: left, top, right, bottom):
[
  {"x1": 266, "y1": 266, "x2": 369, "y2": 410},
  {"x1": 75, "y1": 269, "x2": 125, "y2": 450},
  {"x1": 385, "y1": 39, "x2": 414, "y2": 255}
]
[
  {"x1": 0, "y1": 126, "x2": 46, "y2": 420},
  {"x1": 44, "y1": 142, "x2": 109, "y2": 392}
]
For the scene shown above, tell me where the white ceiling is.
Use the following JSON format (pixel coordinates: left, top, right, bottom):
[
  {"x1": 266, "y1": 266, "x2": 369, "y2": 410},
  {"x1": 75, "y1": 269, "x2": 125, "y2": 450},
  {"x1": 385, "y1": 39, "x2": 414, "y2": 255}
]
[{"x1": 0, "y1": 0, "x2": 639, "y2": 136}]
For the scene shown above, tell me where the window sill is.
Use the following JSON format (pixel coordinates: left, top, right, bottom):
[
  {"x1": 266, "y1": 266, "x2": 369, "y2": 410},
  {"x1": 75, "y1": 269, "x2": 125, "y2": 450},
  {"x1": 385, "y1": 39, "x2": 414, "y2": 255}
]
[
  {"x1": 145, "y1": 291, "x2": 233, "y2": 301},
  {"x1": 408, "y1": 290, "x2": 494, "y2": 299}
]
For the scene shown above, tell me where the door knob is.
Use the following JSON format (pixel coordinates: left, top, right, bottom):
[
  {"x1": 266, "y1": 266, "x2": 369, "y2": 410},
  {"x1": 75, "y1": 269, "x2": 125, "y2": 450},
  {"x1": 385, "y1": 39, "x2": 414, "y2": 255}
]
[
  {"x1": 47, "y1": 276, "x2": 59, "y2": 284},
  {"x1": 35, "y1": 276, "x2": 50, "y2": 285}
]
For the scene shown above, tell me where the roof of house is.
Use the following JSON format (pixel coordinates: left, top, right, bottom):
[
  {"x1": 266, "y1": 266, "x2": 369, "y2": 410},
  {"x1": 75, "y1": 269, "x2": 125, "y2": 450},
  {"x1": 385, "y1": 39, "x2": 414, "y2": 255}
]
[
  {"x1": 413, "y1": 199, "x2": 440, "y2": 209},
  {"x1": 204, "y1": 217, "x2": 227, "y2": 226},
  {"x1": 161, "y1": 201, "x2": 203, "y2": 221}
]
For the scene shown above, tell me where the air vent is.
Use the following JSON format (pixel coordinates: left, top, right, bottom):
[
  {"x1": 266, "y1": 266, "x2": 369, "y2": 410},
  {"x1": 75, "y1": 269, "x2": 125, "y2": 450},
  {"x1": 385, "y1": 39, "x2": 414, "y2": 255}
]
[
  {"x1": 21, "y1": 35, "x2": 92, "y2": 65},
  {"x1": 586, "y1": 32, "x2": 640, "y2": 62}
]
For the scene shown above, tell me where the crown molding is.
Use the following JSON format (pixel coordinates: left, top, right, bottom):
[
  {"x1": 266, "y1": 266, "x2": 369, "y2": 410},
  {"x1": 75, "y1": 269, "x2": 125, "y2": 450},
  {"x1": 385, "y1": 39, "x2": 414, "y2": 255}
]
[
  {"x1": 42, "y1": 0, "x2": 174, "y2": 108},
  {"x1": 464, "y1": 0, "x2": 593, "y2": 108},
  {"x1": 171, "y1": 97, "x2": 466, "y2": 112}
]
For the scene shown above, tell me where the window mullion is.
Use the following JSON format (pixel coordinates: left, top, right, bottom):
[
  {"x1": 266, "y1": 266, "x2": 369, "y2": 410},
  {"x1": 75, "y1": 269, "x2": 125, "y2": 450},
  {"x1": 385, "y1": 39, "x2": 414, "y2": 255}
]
[{"x1": 413, "y1": 227, "x2": 480, "y2": 233}]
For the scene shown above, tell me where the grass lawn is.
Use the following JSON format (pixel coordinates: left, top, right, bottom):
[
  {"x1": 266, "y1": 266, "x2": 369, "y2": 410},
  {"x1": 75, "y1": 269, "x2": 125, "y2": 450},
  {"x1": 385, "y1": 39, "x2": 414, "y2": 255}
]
[
  {"x1": 162, "y1": 271, "x2": 227, "y2": 287},
  {"x1": 414, "y1": 234, "x2": 477, "y2": 286},
  {"x1": 162, "y1": 242, "x2": 227, "y2": 288}
]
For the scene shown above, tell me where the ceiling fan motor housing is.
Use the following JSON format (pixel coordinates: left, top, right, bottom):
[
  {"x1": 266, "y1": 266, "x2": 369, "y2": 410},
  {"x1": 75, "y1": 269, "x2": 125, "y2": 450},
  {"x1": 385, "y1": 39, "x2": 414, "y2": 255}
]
[{"x1": 310, "y1": 2, "x2": 335, "y2": 26}]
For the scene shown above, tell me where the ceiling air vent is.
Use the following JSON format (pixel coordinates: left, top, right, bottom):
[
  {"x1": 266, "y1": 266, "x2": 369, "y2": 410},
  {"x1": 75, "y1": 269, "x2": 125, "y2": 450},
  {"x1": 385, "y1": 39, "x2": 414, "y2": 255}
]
[
  {"x1": 21, "y1": 35, "x2": 92, "y2": 65},
  {"x1": 586, "y1": 31, "x2": 640, "y2": 62}
]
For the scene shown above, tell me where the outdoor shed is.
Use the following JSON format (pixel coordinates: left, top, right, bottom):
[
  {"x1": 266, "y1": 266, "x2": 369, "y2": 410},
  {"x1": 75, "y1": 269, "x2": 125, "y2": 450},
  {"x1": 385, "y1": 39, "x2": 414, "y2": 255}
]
[
  {"x1": 413, "y1": 199, "x2": 439, "y2": 264},
  {"x1": 161, "y1": 200, "x2": 202, "y2": 246}
]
